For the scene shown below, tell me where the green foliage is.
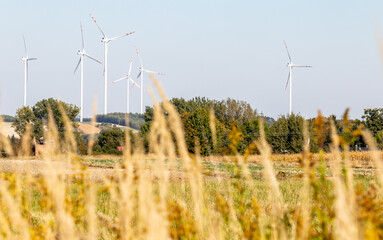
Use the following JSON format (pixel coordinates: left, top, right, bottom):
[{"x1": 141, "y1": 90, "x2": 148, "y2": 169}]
[
  {"x1": 267, "y1": 115, "x2": 289, "y2": 153},
  {"x1": 362, "y1": 108, "x2": 383, "y2": 134},
  {"x1": 181, "y1": 108, "x2": 226, "y2": 155},
  {"x1": 138, "y1": 99, "x2": 383, "y2": 155},
  {"x1": 268, "y1": 114, "x2": 315, "y2": 154},
  {"x1": 362, "y1": 108, "x2": 383, "y2": 148},
  {"x1": 13, "y1": 106, "x2": 38, "y2": 138},
  {"x1": 93, "y1": 128, "x2": 126, "y2": 155},
  {"x1": 32, "y1": 98, "x2": 79, "y2": 136},
  {"x1": 141, "y1": 97, "x2": 263, "y2": 156},
  {"x1": 12, "y1": 98, "x2": 81, "y2": 153}
]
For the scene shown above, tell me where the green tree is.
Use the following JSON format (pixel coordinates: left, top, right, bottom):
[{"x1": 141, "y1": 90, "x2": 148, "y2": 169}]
[
  {"x1": 32, "y1": 98, "x2": 79, "y2": 135},
  {"x1": 362, "y1": 108, "x2": 383, "y2": 148},
  {"x1": 181, "y1": 108, "x2": 228, "y2": 156},
  {"x1": 238, "y1": 119, "x2": 269, "y2": 153},
  {"x1": 267, "y1": 116, "x2": 289, "y2": 153},
  {"x1": 362, "y1": 108, "x2": 383, "y2": 134},
  {"x1": 287, "y1": 114, "x2": 304, "y2": 153},
  {"x1": 93, "y1": 128, "x2": 125, "y2": 155},
  {"x1": 13, "y1": 106, "x2": 39, "y2": 138},
  {"x1": 267, "y1": 114, "x2": 305, "y2": 154},
  {"x1": 12, "y1": 98, "x2": 81, "y2": 152},
  {"x1": 140, "y1": 97, "x2": 263, "y2": 155}
]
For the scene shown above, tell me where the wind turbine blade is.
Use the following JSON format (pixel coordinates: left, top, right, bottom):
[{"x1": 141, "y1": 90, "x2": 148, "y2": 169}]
[
  {"x1": 137, "y1": 71, "x2": 142, "y2": 79},
  {"x1": 129, "y1": 77, "x2": 140, "y2": 88},
  {"x1": 285, "y1": 71, "x2": 290, "y2": 90},
  {"x1": 28, "y1": 58, "x2": 37, "y2": 61},
  {"x1": 109, "y1": 32, "x2": 135, "y2": 41},
  {"x1": 144, "y1": 69, "x2": 165, "y2": 75},
  {"x1": 80, "y1": 22, "x2": 85, "y2": 50},
  {"x1": 135, "y1": 47, "x2": 143, "y2": 67},
  {"x1": 74, "y1": 58, "x2": 82, "y2": 73},
  {"x1": 294, "y1": 65, "x2": 312, "y2": 68},
  {"x1": 89, "y1": 14, "x2": 107, "y2": 38},
  {"x1": 128, "y1": 56, "x2": 133, "y2": 76},
  {"x1": 283, "y1": 40, "x2": 292, "y2": 62},
  {"x1": 112, "y1": 76, "x2": 128, "y2": 84},
  {"x1": 23, "y1": 35, "x2": 27, "y2": 56},
  {"x1": 84, "y1": 53, "x2": 102, "y2": 64}
]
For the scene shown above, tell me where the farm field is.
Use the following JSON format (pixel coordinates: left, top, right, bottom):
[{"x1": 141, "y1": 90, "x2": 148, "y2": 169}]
[
  {"x1": 0, "y1": 153, "x2": 377, "y2": 181},
  {"x1": 0, "y1": 149, "x2": 380, "y2": 239}
]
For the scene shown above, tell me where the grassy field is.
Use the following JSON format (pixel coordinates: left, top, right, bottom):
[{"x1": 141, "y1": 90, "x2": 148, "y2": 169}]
[
  {"x1": 1, "y1": 157, "x2": 376, "y2": 239},
  {"x1": 0, "y1": 141, "x2": 381, "y2": 239}
]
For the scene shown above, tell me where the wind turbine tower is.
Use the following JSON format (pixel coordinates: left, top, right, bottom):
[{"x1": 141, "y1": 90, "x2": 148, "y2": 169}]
[
  {"x1": 283, "y1": 40, "x2": 312, "y2": 115},
  {"x1": 74, "y1": 22, "x2": 102, "y2": 122},
  {"x1": 90, "y1": 14, "x2": 135, "y2": 115},
  {"x1": 136, "y1": 47, "x2": 165, "y2": 114},
  {"x1": 21, "y1": 36, "x2": 37, "y2": 106},
  {"x1": 112, "y1": 56, "x2": 141, "y2": 114}
]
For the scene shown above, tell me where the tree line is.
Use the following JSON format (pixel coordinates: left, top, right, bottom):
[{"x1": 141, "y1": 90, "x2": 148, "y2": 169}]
[
  {"x1": 140, "y1": 97, "x2": 380, "y2": 156},
  {"x1": 7, "y1": 97, "x2": 383, "y2": 156}
]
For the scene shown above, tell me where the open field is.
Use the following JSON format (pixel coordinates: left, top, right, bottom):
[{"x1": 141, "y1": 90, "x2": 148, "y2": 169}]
[
  {"x1": 0, "y1": 153, "x2": 378, "y2": 239},
  {"x1": 0, "y1": 155, "x2": 376, "y2": 182}
]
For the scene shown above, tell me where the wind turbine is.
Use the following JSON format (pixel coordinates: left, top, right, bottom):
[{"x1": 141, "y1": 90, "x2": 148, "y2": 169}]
[
  {"x1": 136, "y1": 47, "x2": 165, "y2": 114},
  {"x1": 21, "y1": 36, "x2": 37, "y2": 107},
  {"x1": 74, "y1": 22, "x2": 102, "y2": 123},
  {"x1": 90, "y1": 14, "x2": 135, "y2": 115},
  {"x1": 111, "y1": 56, "x2": 140, "y2": 114},
  {"x1": 283, "y1": 40, "x2": 312, "y2": 115}
]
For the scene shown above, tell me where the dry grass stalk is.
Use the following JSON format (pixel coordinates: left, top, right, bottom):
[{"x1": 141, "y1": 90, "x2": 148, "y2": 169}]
[
  {"x1": 58, "y1": 102, "x2": 77, "y2": 156},
  {"x1": 0, "y1": 116, "x2": 14, "y2": 157},
  {"x1": 44, "y1": 108, "x2": 77, "y2": 239},
  {"x1": 151, "y1": 74, "x2": 209, "y2": 237},
  {"x1": 362, "y1": 130, "x2": 383, "y2": 188},
  {"x1": 256, "y1": 118, "x2": 286, "y2": 240},
  {"x1": 87, "y1": 100, "x2": 97, "y2": 156},
  {"x1": 20, "y1": 123, "x2": 32, "y2": 157},
  {"x1": 329, "y1": 121, "x2": 358, "y2": 240},
  {"x1": 297, "y1": 121, "x2": 311, "y2": 240},
  {"x1": 209, "y1": 107, "x2": 217, "y2": 150}
]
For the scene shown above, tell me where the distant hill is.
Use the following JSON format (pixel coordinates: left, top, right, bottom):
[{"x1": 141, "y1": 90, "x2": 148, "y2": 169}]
[
  {"x1": 77, "y1": 123, "x2": 101, "y2": 135},
  {"x1": 1, "y1": 115, "x2": 15, "y2": 122},
  {"x1": 79, "y1": 112, "x2": 145, "y2": 130}
]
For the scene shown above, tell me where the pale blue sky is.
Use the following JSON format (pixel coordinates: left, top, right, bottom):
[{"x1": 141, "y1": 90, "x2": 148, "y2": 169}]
[{"x1": 0, "y1": 0, "x2": 383, "y2": 119}]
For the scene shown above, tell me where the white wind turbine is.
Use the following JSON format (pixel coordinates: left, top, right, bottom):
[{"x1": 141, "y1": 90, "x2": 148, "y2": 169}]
[
  {"x1": 111, "y1": 56, "x2": 141, "y2": 114},
  {"x1": 136, "y1": 47, "x2": 165, "y2": 114},
  {"x1": 74, "y1": 22, "x2": 102, "y2": 122},
  {"x1": 90, "y1": 14, "x2": 135, "y2": 115},
  {"x1": 283, "y1": 40, "x2": 312, "y2": 115},
  {"x1": 21, "y1": 36, "x2": 37, "y2": 107}
]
